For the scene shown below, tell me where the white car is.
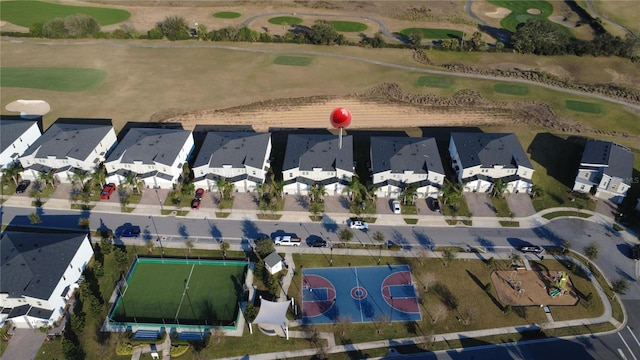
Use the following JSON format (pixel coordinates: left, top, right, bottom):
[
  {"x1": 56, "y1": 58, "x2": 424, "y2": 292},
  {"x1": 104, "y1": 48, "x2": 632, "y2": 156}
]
[
  {"x1": 392, "y1": 200, "x2": 401, "y2": 214},
  {"x1": 349, "y1": 220, "x2": 368, "y2": 230}
]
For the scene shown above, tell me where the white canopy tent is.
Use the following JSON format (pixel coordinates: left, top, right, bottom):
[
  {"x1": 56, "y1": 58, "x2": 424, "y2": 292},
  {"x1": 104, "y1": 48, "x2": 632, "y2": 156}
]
[{"x1": 252, "y1": 298, "x2": 292, "y2": 339}]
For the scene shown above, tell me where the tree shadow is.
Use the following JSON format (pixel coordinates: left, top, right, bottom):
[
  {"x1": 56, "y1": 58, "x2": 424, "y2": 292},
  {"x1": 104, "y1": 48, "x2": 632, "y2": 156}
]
[
  {"x1": 322, "y1": 215, "x2": 339, "y2": 234},
  {"x1": 466, "y1": 270, "x2": 504, "y2": 311},
  {"x1": 528, "y1": 133, "x2": 587, "y2": 188},
  {"x1": 615, "y1": 266, "x2": 636, "y2": 282},
  {"x1": 391, "y1": 230, "x2": 408, "y2": 249},
  {"x1": 241, "y1": 218, "x2": 260, "y2": 241},
  {"x1": 412, "y1": 229, "x2": 434, "y2": 250},
  {"x1": 296, "y1": 195, "x2": 309, "y2": 208},
  {"x1": 475, "y1": 236, "x2": 495, "y2": 252},
  {"x1": 177, "y1": 222, "x2": 189, "y2": 239}
]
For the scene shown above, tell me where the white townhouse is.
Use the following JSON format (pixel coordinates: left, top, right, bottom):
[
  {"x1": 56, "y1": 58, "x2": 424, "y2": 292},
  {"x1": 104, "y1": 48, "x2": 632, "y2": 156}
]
[
  {"x1": 18, "y1": 121, "x2": 117, "y2": 183},
  {"x1": 573, "y1": 140, "x2": 633, "y2": 204},
  {"x1": 105, "y1": 128, "x2": 195, "y2": 189},
  {"x1": 282, "y1": 134, "x2": 354, "y2": 196},
  {"x1": 370, "y1": 136, "x2": 445, "y2": 199},
  {"x1": 192, "y1": 132, "x2": 271, "y2": 193},
  {"x1": 0, "y1": 231, "x2": 93, "y2": 329},
  {"x1": 449, "y1": 133, "x2": 534, "y2": 194},
  {"x1": 0, "y1": 117, "x2": 42, "y2": 169}
]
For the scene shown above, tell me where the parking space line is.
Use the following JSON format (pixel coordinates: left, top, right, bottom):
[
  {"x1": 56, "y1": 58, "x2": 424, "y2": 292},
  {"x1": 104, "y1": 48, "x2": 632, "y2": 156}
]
[{"x1": 619, "y1": 332, "x2": 638, "y2": 360}]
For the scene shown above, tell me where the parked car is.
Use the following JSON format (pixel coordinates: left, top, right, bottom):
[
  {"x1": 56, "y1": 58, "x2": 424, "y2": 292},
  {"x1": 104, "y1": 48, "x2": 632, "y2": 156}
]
[
  {"x1": 427, "y1": 197, "x2": 441, "y2": 212},
  {"x1": 392, "y1": 200, "x2": 401, "y2": 214},
  {"x1": 191, "y1": 198, "x2": 201, "y2": 209},
  {"x1": 308, "y1": 236, "x2": 327, "y2": 248},
  {"x1": 631, "y1": 244, "x2": 640, "y2": 260},
  {"x1": 519, "y1": 245, "x2": 544, "y2": 254},
  {"x1": 274, "y1": 235, "x2": 301, "y2": 246},
  {"x1": 195, "y1": 188, "x2": 205, "y2": 200},
  {"x1": 100, "y1": 183, "x2": 116, "y2": 200},
  {"x1": 117, "y1": 224, "x2": 141, "y2": 238},
  {"x1": 349, "y1": 220, "x2": 369, "y2": 230},
  {"x1": 15, "y1": 179, "x2": 30, "y2": 194}
]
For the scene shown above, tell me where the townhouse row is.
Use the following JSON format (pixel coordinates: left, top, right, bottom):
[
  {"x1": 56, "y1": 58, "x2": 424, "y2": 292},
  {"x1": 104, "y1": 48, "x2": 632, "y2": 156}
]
[{"x1": 0, "y1": 117, "x2": 634, "y2": 203}]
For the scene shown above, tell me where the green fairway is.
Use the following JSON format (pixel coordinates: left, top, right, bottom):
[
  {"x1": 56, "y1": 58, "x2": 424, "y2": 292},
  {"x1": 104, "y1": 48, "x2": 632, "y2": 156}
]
[
  {"x1": 488, "y1": 0, "x2": 554, "y2": 32},
  {"x1": 268, "y1": 16, "x2": 303, "y2": 25},
  {"x1": 565, "y1": 100, "x2": 602, "y2": 114},
  {"x1": 493, "y1": 83, "x2": 530, "y2": 95},
  {"x1": 212, "y1": 11, "x2": 241, "y2": 19},
  {"x1": 0, "y1": 67, "x2": 106, "y2": 91},
  {"x1": 273, "y1": 56, "x2": 313, "y2": 66},
  {"x1": 112, "y1": 259, "x2": 247, "y2": 325},
  {"x1": 0, "y1": 0, "x2": 130, "y2": 27},
  {"x1": 416, "y1": 75, "x2": 453, "y2": 88},
  {"x1": 401, "y1": 28, "x2": 464, "y2": 39},
  {"x1": 330, "y1": 21, "x2": 367, "y2": 32}
]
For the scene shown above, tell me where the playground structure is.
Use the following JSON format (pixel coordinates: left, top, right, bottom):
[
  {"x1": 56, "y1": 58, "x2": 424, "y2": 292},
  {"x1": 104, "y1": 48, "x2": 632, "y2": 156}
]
[{"x1": 548, "y1": 271, "x2": 568, "y2": 298}]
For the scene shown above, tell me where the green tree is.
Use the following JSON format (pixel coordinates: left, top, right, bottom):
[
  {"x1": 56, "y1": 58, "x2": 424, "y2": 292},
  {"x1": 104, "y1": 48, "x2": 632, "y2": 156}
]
[
  {"x1": 42, "y1": 18, "x2": 67, "y2": 38},
  {"x1": 440, "y1": 180, "x2": 462, "y2": 206},
  {"x1": 611, "y1": 278, "x2": 629, "y2": 296},
  {"x1": 511, "y1": 18, "x2": 569, "y2": 55},
  {"x1": 584, "y1": 243, "x2": 599, "y2": 262},
  {"x1": 308, "y1": 20, "x2": 344, "y2": 45},
  {"x1": 185, "y1": 238, "x2": 194, "y2": 256},
  {"x1": 71, "y1": 168, "x2": 89, "y2": 190},
  {"x1": 492, "y1": 178, "x2": 507, "y2": 198},
  {"x1": 28, "y1": 212, "x2": 41, "y2": 225},
  {"x1": 78, "y1": 217, "x2": 91, "y2": 229},
  {"x1": 160, "y1": 15, "x2": 190, "y2": 41},
  {"x1": 148, "y1": 27, "x2": 164, "y2": 39},
  {"x1": 2, "y1": 163, "x2": 22, "y2": 186},
  {"x1": 64, "y1": 14, "x2": 100, "y2": 38},
  {"x1": 338, "y1": 228, "x2": 353, "y2": 247},
  {"x1": 91, "y1": 165, "x2": 107, "y2": 189},
  {"x1": 471, "y1": 31, "x2": 483, "y2": 50},
  {"x1": 399, "y1": 183, "x2": 417, "y2": 205},
  {"x1": 410, "y1": 29, "x2": 423, "y2": 48},
  {"x1": 220, "y1": 240, "x2": 230, "y2": 258},
  {"x1": 39, "y1": 170, "x2": 56, "y2": 189},
  {"x1": 373, "y1": 231, "x2": 385, "y2": 264},
  {"x1": 255, "y1": 238, "x2": 274, "y2": 258},
  {"x1": 244, "y1": 303, "x2": 258, "y2": 323},
  {"x1": 441, "y1": 249, "x2": 456, "y2": 267},
  {"x1": 29, "y1": 22, "x2": 44, "y2": 37},
  {"x1": 509, "y1": 252, "x2": 523, "y2": 267}
]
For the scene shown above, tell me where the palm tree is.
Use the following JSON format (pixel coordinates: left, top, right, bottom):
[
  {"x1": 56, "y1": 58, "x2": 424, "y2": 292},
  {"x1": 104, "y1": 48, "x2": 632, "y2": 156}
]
[
  {"x1": 343, "y1": 175, "x2": 365, "y2": 203},
  {"x1": 530, "y1": 184, "x2": 543, "y2": 198},
  {"x1": 270, "y1": 179, "x2": 284, "y2": 200},
  {"x1": 91, "y1": 164, "x2": 107, "y2": 189},
  {"x1": 440, "y1": 179, "x2": 461, "y2": 206},
  {"x1": 492, "y1": 178, "x2": 507, "y2": 198},
  {"x1": 255, "y1": 182, "x2": 268, "y2": 201},
  {"x1": 216, "y1": 178, "x2": 227, "y2": 199},
  {"x1": 38, "y1": 170, "x2": 56, "y2": 189},
  {"x1": 124, "y1": 172, "x2": 138, "y2": 194},
  {"x1": 71, "y1": 168, "x2": 89, "y2": 190},
  {"x1": 2, "y1": 163, "x2": 22, "y2": 186},
  {"x1": 399, "y1": 183, "x2": 418, "y2": 205}
]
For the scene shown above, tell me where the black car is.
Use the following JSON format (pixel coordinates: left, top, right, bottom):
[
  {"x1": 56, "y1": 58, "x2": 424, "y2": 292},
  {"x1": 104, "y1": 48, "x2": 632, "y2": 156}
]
[
  {"x1": 118, "y1": 225, "x2": 141, "y2": 238},
  {"x1": 308, "y1": 237, "x2": 327, "y2": 248},
  {"x1": 631, "y1": 245, "x2": 640, "y2": 260},
  {"x1": 15, "y1": 179, "x2": 31, "y2": 193},
  {"x1": 519, "y1": 245, "x2": 544, "y2": 254},
  {"x1": 427, "y1": 197, "x2": 441, "y2": 212}
]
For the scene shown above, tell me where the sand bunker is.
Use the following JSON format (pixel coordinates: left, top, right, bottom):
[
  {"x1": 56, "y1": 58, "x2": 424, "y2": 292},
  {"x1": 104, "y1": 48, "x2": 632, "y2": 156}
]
[
  {"x1": 6, "y1": 99, "x2": 51, "y2": 117},
  {"x1": 485, "y1": 7, "x2": 511, "y2": 19},
  {"x1": 527, "y1": 8, "x2": 542, "y2": 15}
]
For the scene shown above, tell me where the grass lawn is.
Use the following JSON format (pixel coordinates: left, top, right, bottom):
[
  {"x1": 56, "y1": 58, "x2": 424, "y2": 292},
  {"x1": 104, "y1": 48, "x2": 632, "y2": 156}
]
[
  {"x1": 499, "y1": 220, "x2": 520, "y2": 227},
  {"x1": 565, "y1": 100, "x2": 602, "y2": 114},
  {"x1": 542, "y1": 211, "x2": 592, "y2": 220},
  {"x1": 268, "y1": 16, "x2": 303, "y2": 25},
  {"x1": 490, "y1": 196, "x2": 512, "y2": 217},
  {"x1": 273, "y1": 56, "x2": 313, "y2": 66},
  {"x1": 400, "y1": 27, "x2": 464, "y2": 39},
  {"x1": 488, "y1": 0, "x2": 554, "y2": 31},
  {"x1": 441, "y1": 197, "x2": 472, "y2": 218},
  {"x1": 330, "y1": 21, "x2": 367, "y2": 32},
  {"x1": 493, "y1": 83, "x2": 529, "y2": 96},
  {"x1": 401, "y1": 204, "x2": 418, "y2": 215},
  {"x1": 113, "y1": 260, "x2": 246, "y2": 324},
  {"x1": 212, "y1": 11, "x2": 241, "y2": 19},
  {"x1": 0, "y1": 0, "x2": 130, "y2": 27},
  {"x1": 0, "y1": 68, "x2": 106, "y2": 91},
  {"x1": 415, "y1": 75, "x2": 453, "y2": 88},
  {"x1": 404, "y1": 218, "x2": 419, "y2": 224}
]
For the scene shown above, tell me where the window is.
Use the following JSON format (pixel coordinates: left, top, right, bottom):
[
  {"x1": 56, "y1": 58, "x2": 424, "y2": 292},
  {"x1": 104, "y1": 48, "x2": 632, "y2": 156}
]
[{"x1": 580, "y1": 185, "x2": 585, "y2": 190}]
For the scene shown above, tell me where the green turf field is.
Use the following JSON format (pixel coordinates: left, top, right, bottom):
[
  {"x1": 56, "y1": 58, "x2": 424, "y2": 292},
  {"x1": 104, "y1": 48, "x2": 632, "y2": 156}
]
[
  {"x1": 0, "y1": 67, "x2": 106, "y2": 91},
  {"x1": 401, "y1": 28, "x2": 464, "y2": 40},
  {"x1": 212, "y1": 11, "x2": 241, "y2": 19},
  {"x1": 416, "y1": 75, "x2": 453, "y2": 88},
  {"x1": 0, "y1": 0, "x2": 130, "y2": 27},
  {"x1": 330, "y1": 21, "x2": 367, "y2": 32},
  {"x1": 273, "y1": 56, "x2": 313, "y2": 66},
  {"x1": 268, "y1": 16, "x2": 303, "y2": 25},
  {"x1": 565, "y1": 100, "x2": 602, "y2": 114},
  {"x1": 111, "y1": 259, "x2": 247, "y2": 325},
  {"x1": 493, "y1": 83, "x2": 530, "y2": 95}
]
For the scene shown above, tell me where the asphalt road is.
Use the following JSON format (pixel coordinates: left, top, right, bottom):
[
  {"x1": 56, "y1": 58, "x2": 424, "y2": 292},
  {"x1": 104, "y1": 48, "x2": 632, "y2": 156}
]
[{"x1": 1, "y1": 205, "x2": 638, "y2": 359}]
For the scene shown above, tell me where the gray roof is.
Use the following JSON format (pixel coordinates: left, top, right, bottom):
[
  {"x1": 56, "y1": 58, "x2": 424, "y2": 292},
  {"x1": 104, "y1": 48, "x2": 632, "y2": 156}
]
[
  {"x1": 22, "y1": 123, "x2": 112, "y2": 160},
  {"x1": 194, "y1": 132, "x2": 270, "y2": 169},
  {"x1": 106, "y1": 128, "x2": 192, "y2": 166},
  {"x1": 0, "y1": 118, "x2": 40, "y2": 153},
  {"x1": 283, "y1": 134, "x2": 353, "y2": 172},
  {"x1": 371, "y1": 137, "x2": 444, "y2": 175},
  {"x1": 581, "y1": 140, "x2": 633, "y2": 180},
  {"x1": 451, "y1": 133, "x2": 533, "y2": 170},
  {"x1": 264, "y1": 251, "x2": 283, "y2": 268},
  {"x1": 1, "y1": 231, "x2": 90, "y2": 300}
]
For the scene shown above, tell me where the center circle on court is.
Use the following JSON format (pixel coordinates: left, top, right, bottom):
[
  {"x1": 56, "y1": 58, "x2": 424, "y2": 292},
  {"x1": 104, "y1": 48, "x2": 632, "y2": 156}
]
[{"x1": 351, "y1": 286, "x2": 367, "y2": 300}]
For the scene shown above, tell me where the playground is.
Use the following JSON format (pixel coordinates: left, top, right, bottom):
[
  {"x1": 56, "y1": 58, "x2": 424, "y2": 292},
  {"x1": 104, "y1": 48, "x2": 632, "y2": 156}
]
[
  {"x1": 491, "y1": 269, "x2": 579, "y2": 307},
  {"x1": 301, "y1": 265, "x2": 421, "y2": 325}
]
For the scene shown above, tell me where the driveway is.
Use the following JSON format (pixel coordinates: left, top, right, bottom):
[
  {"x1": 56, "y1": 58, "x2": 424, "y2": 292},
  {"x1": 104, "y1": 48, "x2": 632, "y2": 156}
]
[
  {"x1": 2, "y1": 328, "x2": 47, "y2": 360},
  {"x1": 323, "y1": 196, "x2": 350, "y2": 213},
  {"x1": 464, "y1": 193, "x2": 496, "y2": 217},
  {"x1": 233, "y1": 193, "x2": 258, "y2": 210},
  {"x1": 594, "y1": 198, "x2": 617, "y2": 220},
  {"x1": 505, "y1": 194, "x2": 536, "y2": 217},
  {"x1": 284, "y1": 195, "x2": 307, "y2": 212}
]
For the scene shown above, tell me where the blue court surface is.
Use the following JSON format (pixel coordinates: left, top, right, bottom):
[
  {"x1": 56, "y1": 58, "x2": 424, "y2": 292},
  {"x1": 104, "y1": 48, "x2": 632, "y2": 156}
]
[{"x1": 301, "y1": 265, "x2": 421, "y2": 324}]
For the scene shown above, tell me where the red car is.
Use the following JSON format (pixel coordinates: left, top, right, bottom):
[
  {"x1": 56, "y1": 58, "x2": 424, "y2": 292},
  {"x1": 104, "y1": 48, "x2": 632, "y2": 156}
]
[
  {"x1": 100, "y1": 183, "x2": 116, "y2": 200},
  {"x1": 195, "y1": 188, "x2": 205, "y2": 200},
  {"x1": 191, "y1": 198, "x2": 201, "y2": 210}
]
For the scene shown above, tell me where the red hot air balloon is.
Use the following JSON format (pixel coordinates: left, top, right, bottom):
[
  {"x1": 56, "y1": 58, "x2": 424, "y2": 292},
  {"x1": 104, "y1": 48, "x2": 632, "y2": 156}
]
[{"x1": 330, "y1": 107, "x2": 352, "y2": 149}]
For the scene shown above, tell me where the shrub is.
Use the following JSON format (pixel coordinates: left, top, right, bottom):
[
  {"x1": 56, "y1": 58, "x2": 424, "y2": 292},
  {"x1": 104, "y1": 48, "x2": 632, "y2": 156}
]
[
  {"x1": 160, "y1": 15, "x2": 190, "y2": 41},
  {"x1": 116, "y1": 342, "x2": 134, "y2": 356},
  {"x1": 148, "y1": 27, "x2": 164, "y2": 39},
  {"x1": 170, "y1": 344, "x2": 190, "y2": 357},
  {"x1": 64, "y1": 14, "x2": 100, "y2": 38}
]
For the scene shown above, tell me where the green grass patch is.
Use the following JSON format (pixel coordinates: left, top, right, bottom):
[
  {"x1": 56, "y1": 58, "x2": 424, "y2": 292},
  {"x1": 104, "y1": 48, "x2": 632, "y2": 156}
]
[
  {"x1": 1, "y1": 67, "x2": 106, "y2": 91},
  {"x1": 71, "y1": 203, "x2": 95, "y2": 210},
  {"x1": 400, "y1": 27, "x2": 464, "y2": 39},
  {"x1": 120, "y1": 206, "x2": 135, "y2": 213},
  {"x1": 401, "y1": 204, "x2": 417, "y2": 215},
  {"x1": 0, "y1": 0, "x2": 130, "y2": 27},
  {"x1": 445, "y1": 219, "x2": 473, "y2": 226},
  {"x1": 330, "y1": 21, "x2": 367, "y2": 32},
  {"x1": 273, "y1": 56, "x2": 313, "y2": 66},
  {"x1": 565, "y1": 100, "x2": 602, "y2": 114},
  {"x1": 212, "y1": 11, "x2": 241, "y2": 19},
  {"x1": 499, "y1": 220, "x2": 520, "y2": 227},
  {"x1": 493, "y1": 83, "x2": 530, "y2": 96},
  {"x1": 488, "y1": 0, "x2": 554, "y2": 31},
  {"x1": 403, "y1": 218, "x2": 418, "y2": 224},
  {"x1": 256, "y1": 213, "x2": 282, "y2": 220},
  {"x1": 309, "y1": 215, "x2": 323, "y2": 222},
  {"x1": 612, "y1": 223, "x2": 624, "y2": 232},
  {"x1": 490, "y1": 196, "x2": 512, "y2": 217},
  {"x1": 216, "y1": 212, "x2": 230, "y2": 218},
  {"x1": 542, "y1": 211, "x2": 592, "y2": 220},
  {"x1": 416, "y1": 75, "x2": 453, "y2": 88},
  {"x1": 160, "y1": 209, "x2": 189, "y2": 216},
  {"x1": 268, "y1": 16, "x2": 303, "y2": 25}
]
